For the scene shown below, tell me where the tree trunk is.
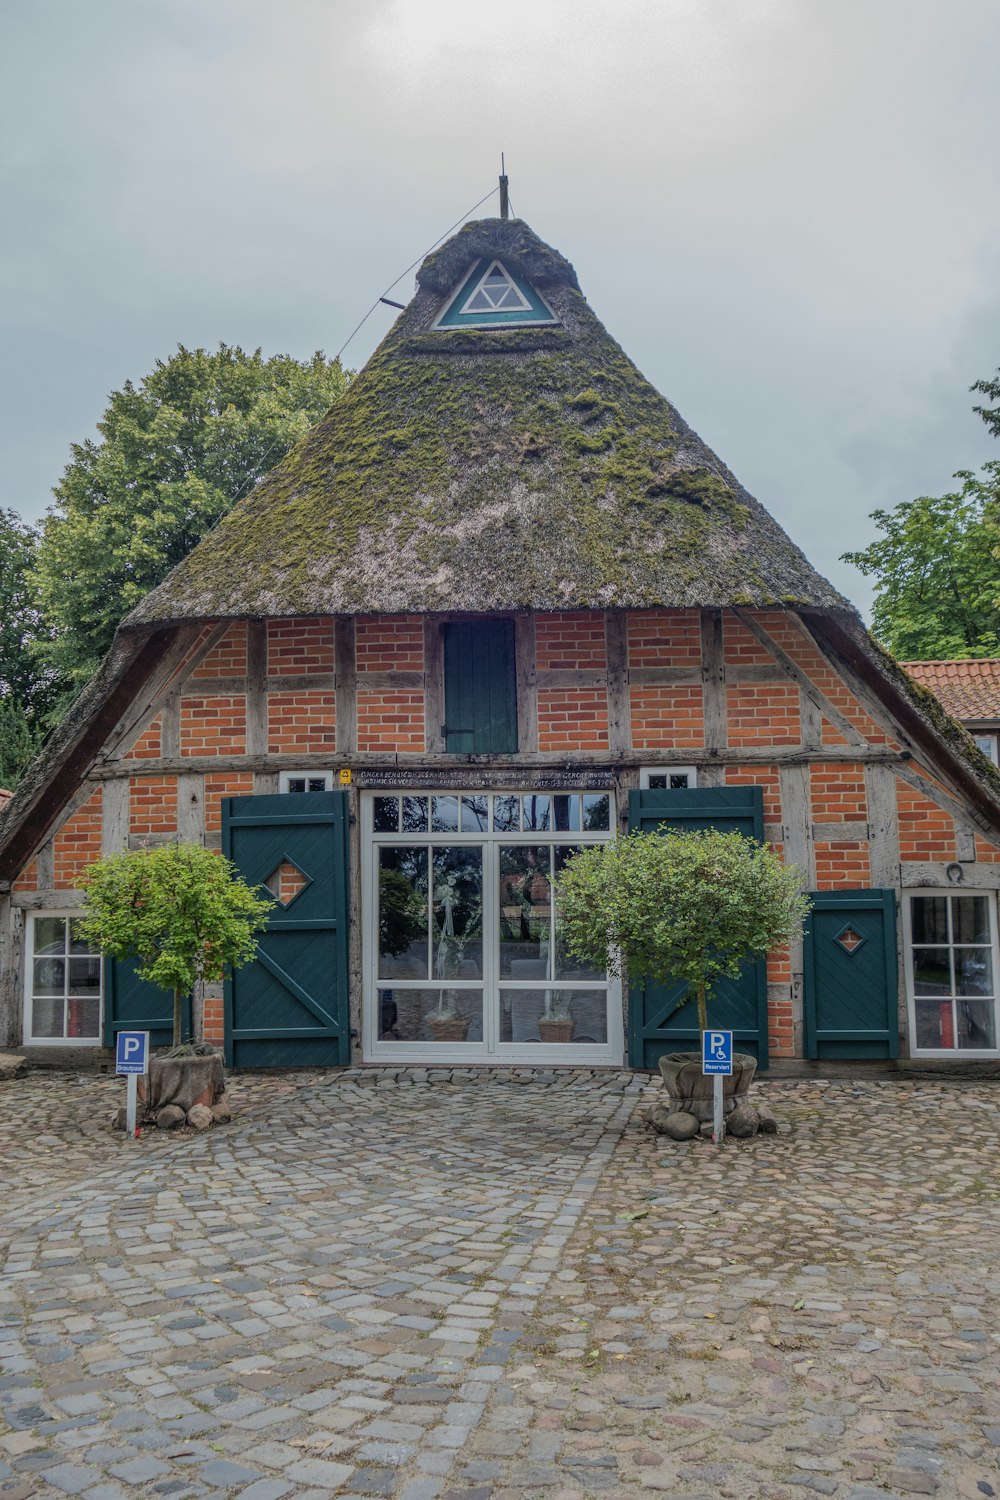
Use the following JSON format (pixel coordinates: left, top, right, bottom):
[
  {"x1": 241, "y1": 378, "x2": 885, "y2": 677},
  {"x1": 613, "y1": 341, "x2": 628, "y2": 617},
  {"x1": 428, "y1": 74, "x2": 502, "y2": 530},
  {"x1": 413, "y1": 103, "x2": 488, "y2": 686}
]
[
  {"x1": 172, "y1": 987, "x2": 182, "y2": 1049},
  {"x1": 695, "y1": 982, "x2": 708, "y2": 1033}
]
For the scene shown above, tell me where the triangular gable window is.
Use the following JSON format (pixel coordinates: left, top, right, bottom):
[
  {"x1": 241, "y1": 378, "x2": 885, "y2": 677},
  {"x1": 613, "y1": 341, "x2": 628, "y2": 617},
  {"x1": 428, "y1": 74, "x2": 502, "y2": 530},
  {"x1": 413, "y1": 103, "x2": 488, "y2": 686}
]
[{"x1": 434, "y1": 258, "x2": 559, "y2": 329}]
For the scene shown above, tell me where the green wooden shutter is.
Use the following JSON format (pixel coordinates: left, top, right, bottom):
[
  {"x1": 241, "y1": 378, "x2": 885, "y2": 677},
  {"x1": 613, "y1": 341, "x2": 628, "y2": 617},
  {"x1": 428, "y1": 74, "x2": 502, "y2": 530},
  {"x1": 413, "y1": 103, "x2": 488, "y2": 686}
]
[
  {"x1": 803, "y1": 888, "x2": 899, "y2": 1059},
  {"x1": 222, "y1": 790, "x2": 351, "y2": 1068},
  {"x1": 626, "y1": 786, "x2": 769, "y2": 1070},
  {"x1": 443, "y1": 621, "x2": 517, "y2": 753}
]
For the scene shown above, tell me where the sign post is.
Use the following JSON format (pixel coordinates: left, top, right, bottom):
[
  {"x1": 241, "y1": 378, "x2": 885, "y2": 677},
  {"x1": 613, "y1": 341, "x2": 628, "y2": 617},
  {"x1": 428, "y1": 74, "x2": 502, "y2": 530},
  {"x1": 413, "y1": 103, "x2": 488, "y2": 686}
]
[
  {"x1": 702, "y1": 1028, "x2": 733, "y2": 1145},
  {"x1": 115, "y1": 1031, "x2": 149, "y2": 1138}
]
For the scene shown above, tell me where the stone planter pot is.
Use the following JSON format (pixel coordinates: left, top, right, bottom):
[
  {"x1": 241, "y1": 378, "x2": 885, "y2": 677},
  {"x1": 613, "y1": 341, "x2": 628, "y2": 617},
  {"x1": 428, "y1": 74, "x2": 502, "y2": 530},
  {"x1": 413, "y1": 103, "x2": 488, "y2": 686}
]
[
  {"x1": 427, "y1": 1016, "x2": 470, "y2": 1042},
  {"x1": 657, "y1": 1050, "x2": 757, "y2": 1123},
  {"x1": 537, "y1": 1019, "x2": 573, "y2": 1044}
]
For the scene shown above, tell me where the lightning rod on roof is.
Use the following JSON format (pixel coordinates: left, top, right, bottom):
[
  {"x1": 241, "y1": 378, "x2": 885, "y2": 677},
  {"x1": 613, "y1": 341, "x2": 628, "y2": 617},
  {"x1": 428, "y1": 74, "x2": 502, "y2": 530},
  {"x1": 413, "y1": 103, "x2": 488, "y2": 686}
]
[{"x1": 499, "y1": 153, "x2": 509, "y2": 220}]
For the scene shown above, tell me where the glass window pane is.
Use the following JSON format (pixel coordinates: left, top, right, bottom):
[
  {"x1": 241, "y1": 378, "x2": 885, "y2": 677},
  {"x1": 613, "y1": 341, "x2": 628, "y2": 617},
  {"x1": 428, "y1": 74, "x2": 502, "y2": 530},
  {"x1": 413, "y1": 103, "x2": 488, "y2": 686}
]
[
  {"x1": 377, "y1": 988, "x2": 483, "y2": 1043},
  {"x1": 432, "y1": 847, "x2": 483, "y2": 979},
  {"x1": 307, "y1": 777, "x2": 328, "y2": 793},
  {"x1": 912, "y1": 948, "x2": 952, "y2": 996},
  {"x1": 952, "y1": 896, "x2": 991, "y2": 945},
  {"x1": 582, "y1": 794, "x2": 610, "y2": 831},
  {"x1": 33, "y1": 957, "x2": 65, "y2": 997},
  {"x1": 373, "y1": 797, "x2": 399, "y2": 833},
  {"x1": 498, "y1": 988, "x2": 608, "y2": 1044},
  {"x1": 522, "y1": 795, "x2": 551, "y2": 832},
  {"x1": 461, "y1": 795, "x2": 489, "y2": 832},
  {"x1": 552, "y1": 795, "x2": 580, "y2": 832},
  {"x1": 287, "y1": 777, "x2": 306, "y2": 793},
  {"x1": 67, "y1": 997, "x2": 101, "y2": 1039},
  {"x1": 402, "y1": 796, "x2": 429, "y2": 833},
  {"x1": 68, "y1": 957, "x2": 101, "y2": 995},
  {"x1": 914, "y1": 997, "x2": 956, "y2": 1050},
  {"x1": 30, "y1": 996, "x2": 64, "y2": 1039},
  {"x1": 68, "y1": 920, "x2": 95, "y2": 955},
  {"x1": 378, "y1": 847, "x2": 429, "y2": 979},
  {"x1": 499, "y1": 846, "x2": 551, "y2": 979},
  {"x1": 956, "y1": 948, "x2": 993, "y2": 996},
  {"x1": 492, "y1": 795, "x2": 520, "y2": 832},
  {"x1": 646, "y1": 774, "x2": 668, "y2": 789},
  {"x1": 34, "y1": 917, "x2": 66, "y2": 956},
  {"x1": 910, "y1": 897, "x2": 949, "y2": 946},
  {"x1": 669, "y1": 773, "x2": 691, "y2": 789},
  {"x1": 553, "y1": 847, "x2": 606, "y2": 980},
  {"x1": 956, "y1": 999, "x2": 997, "y2": 1049},
  {"x1": 431, "y1": 796, "x2": 459, "y2": 832}
]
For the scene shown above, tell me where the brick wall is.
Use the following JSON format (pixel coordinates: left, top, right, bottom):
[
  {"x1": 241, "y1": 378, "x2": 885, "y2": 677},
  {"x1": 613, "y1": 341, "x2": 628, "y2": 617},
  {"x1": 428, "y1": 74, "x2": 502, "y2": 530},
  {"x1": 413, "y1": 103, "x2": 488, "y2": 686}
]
[
  {"x1": 189, "y1": 623, "x2": 247, "y2": 679},
  {"x1": 357, "y1": 691, "x2": 425, "y2": 752},
  {"x1": 356, "y1": 615, "x2": 423, "y2": 672},
  {"x1": 814, "y1": 840, "x2": 872, "y2": 887},
  {"x1": 629, "y1": 686, "x2": 704, "y2": 750},
  {"x1": 130, "y1": 776, "x2": 178, "y2": 838},
  {"x1": 267, "y1": 618, "x2": 335, "y2": 675},
  {"x1": 628, "y1": 609, "x2": 701, "y2": 667},
  {"x1": 125, "y1": 715, "x2": 162, "y2": 760},
  {"x1": 180, "y1": 695, "x2": 247, "y2": 756},
  {"x1": 810, "y1": 765, "x2": 868, "y2": 822},
  {"x1": 896, "y1": 773, "x2": 956, "y2": 862},
  {"x1": 267, "y1": 691, "x2": 336, "y2": 755},
  {"x1": 204, "y1": 774, "x2": 255, "y2": 834},
  {"x1": 53, "y1": 790, "x2": 103, "y2": 887},
  {"x1": 537, "y1": 690, "x2": 609, "y2": 752},
  {"x1": 727, "y1": 683, "x2": 800, "y2": 746},
  {"x1": 536, "y1": 612, "x2": 607, "y2": 669}
]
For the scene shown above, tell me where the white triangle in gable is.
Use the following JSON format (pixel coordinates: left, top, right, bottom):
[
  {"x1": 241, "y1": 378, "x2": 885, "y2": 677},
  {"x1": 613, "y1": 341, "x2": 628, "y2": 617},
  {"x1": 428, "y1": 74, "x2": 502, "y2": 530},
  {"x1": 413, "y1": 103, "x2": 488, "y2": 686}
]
[{"x1": 459, "y1": 260, "x2": 532, "y2": 316}]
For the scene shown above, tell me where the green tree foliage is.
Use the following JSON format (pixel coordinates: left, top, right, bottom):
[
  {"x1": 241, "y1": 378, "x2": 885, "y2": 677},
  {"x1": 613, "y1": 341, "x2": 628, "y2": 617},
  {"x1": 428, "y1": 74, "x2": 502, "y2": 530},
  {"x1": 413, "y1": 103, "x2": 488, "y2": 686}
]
[
  {"x1": 78, "y1": 843, "x2": 274, "y2": 1046},
  {"x1": 557, "y1": 828, "x2": 810, "y2": 1032},
  {"x1": 972, "y1": 367, "x2": 1000, "y2": 440},
  {"x1": 0, "y1": 508, "x2": 63, "y2": 787},
  {"x1": 842, "y1": 467, "x2": 1000, "y2": 659},
  {"x1": 34, "y1": 344, "x2": 350, "y2": 686}
]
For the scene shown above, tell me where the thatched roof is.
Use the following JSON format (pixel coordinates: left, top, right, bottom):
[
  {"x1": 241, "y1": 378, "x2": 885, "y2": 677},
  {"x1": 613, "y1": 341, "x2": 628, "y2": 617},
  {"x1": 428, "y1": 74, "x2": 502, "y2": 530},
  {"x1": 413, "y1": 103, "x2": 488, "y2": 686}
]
[{"x1": 128, "y1": 217, "x2": 849, "y2": 627}]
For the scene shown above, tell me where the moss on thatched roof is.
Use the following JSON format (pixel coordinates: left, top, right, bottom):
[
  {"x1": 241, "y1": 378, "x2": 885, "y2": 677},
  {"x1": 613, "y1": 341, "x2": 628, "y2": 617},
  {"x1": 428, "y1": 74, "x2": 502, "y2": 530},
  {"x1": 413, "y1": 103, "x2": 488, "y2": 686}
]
[{"x1": 128, "y1": 218, "x2": 848, "y2": 626}]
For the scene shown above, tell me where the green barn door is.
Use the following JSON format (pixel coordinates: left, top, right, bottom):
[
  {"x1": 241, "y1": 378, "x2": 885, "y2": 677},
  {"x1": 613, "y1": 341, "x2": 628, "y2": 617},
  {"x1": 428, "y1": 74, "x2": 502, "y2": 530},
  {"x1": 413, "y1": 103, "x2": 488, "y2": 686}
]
[
  {"x1": 803, "y1": 889, "x2": 899, "y2": 1059},
  {"x1": 104, "y1": 959, "x2": 191, "y2": 1049},
  {"x1": 627, "y1": 787, "x2": 769, "y2": 1071},
  {"x1": 222, "y1": 791, "x2": 350, "y2": 1069}
]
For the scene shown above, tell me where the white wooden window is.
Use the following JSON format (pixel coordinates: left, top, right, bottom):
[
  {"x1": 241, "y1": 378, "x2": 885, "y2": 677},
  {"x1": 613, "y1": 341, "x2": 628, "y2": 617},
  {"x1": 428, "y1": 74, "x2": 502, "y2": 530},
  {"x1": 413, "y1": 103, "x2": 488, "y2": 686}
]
[
  {"x1": 639, "y1": 766, "x2": 698, "y2": 790},
  {"x1": 904, "y1": 891, "x2": 1000, "y2": 1054},
  {"x1": 973, "y1": 734, "x2": 999, "y2": 766},
  {"x1": 24, "y1": 913, "x2": 103, "y2": 1045},
  {"x1": 279, "y1": 771, "x2": 333, "y2": 793},
  {"x1": 361, "y1": 790, "x2": 622, "y2": 1063}
]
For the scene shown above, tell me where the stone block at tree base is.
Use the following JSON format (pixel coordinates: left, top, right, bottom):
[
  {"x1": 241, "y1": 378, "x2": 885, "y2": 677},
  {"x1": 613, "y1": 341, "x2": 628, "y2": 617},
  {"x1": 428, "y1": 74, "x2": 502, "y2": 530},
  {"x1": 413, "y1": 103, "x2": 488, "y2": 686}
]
[
  {"x1": 186, "y1": 1103, "x2": 213, "y2": 1130},
  {"x1": 155, "y1": 1105, "x2": 186, "y2": 1130}
]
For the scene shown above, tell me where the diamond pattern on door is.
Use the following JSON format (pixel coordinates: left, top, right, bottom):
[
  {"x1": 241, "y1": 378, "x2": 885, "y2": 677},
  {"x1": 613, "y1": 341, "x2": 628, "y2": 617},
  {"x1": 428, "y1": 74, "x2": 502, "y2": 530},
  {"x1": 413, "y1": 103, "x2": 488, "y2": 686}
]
[
  {"x1": 264, "y1": 859, "x2": 311, "y2": 908},
  {"x1": 835, "y1": 925, "x2": 865, "y2": 955}
]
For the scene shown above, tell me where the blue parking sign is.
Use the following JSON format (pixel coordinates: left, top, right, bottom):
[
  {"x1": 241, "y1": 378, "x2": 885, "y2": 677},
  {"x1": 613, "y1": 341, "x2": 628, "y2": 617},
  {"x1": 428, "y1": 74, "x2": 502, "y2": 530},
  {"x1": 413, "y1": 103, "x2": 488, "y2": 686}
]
[
  {"x1": 702, "y1": 1029, "x2": 733, "y2": 1075},
  {"x1": 115, "y1": 1030, "x2": 149, "y2": 1075}
]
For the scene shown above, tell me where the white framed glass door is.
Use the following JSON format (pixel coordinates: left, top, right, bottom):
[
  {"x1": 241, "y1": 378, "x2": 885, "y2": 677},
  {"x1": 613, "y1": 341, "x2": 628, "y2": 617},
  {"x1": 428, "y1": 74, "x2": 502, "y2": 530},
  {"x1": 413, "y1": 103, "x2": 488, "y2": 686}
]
[{"x1": 362, "y1": 790, "x2": 622, "y2": 1063}]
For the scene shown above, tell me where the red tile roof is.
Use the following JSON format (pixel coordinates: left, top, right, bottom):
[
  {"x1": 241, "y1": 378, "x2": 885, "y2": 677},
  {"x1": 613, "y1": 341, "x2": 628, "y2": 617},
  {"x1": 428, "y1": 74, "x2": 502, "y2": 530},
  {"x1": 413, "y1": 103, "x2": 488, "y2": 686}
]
[{"x1": 901, "y1": 660, "x2": 1000, "y2": 722}]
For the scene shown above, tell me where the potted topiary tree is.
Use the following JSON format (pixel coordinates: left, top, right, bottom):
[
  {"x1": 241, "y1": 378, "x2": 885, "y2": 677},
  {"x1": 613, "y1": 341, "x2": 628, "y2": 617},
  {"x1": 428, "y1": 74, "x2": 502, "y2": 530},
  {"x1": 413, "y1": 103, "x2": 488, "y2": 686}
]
[
  {"x1": 557, "y1": 827, "x2": 810, "y2": 1138},
  {"x1": 79, "y1": 843, "x2": 274, "y2": 1129},
  {"x1": 537, "y1": 991, "x2": 574, "y2": 1045}
]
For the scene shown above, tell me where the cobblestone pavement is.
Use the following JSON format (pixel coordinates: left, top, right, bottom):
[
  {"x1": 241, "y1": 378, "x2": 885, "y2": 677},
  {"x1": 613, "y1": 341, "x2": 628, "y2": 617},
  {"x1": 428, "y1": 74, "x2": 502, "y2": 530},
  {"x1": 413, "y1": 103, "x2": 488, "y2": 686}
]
[{"x1": 1, "y1": 1072, "x2": 999, "y2": 1500}]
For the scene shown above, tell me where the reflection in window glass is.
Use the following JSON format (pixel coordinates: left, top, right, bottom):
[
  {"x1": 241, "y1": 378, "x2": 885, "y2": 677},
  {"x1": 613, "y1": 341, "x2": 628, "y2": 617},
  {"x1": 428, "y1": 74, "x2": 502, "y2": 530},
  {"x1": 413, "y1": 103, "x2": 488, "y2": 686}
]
[
  {"x1": 402, "y1": 796, "x2": 429, "y2": 833},
  {"x1": 461, "y1": 795, "x2": 489, "y2": 832},
  {"x1": 553, "y1": 847, "x2": 606, "y2": 980},
  {"x1": 911, "y1": 897, "x2": 948, "y2": 946},
  {"x1": 498, "y1": 988, "x2": 608, "y2": 1044},
  {"x1": 582, "y1": 794, "x2": 610, "y2": 831},
  {"x1": 552, "y1": 795, "x2": 580, "y2": 832},
  {"x1": 492, "y1": 795, "x2": 520, "y2": 832},
  {"x1": 499, "y1": 846, "x2": 551, "y2": 979},
  {"x1": 378, "y1": 847, "x2": 429, "y2": 979},
  {"x1": 373, "y1": 796, "x2": 399, "y2": 833},
  {"x1": 378, "y1": 988, "x2": 484, "y2": 1042},
  {"x1": 432, "y1": 847, "x2": 483, "y2": 980},
  {"x1": 913, "y1": 949, "x2": 951, "y2": 996},
  {"x1": 522, "y1": 795, "x2": 551, "y2": 832},
  {"x1": 953, "y1": 896, "x2": 990, "y2": 944},
  {"x1": 909, "y1": 893, "x2": 998, "y2": 1052},
  {"x1": 431, "y1": 796, "x2": 459, "y2": 833}
]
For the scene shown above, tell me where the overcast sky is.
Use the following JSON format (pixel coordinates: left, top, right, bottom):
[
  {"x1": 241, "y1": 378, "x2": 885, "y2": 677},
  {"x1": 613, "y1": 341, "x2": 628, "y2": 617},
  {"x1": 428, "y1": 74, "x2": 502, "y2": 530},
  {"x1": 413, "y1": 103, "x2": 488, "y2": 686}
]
[{"x1": 3, "y1": 0, "x2": 999, "y2": 617}]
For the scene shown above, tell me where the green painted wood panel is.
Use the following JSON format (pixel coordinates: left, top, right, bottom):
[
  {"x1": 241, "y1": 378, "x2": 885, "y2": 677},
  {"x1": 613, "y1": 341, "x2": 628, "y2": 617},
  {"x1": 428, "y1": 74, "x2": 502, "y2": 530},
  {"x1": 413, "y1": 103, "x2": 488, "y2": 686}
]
[
  {"x1": 443, "y1": 620, "x2": 517, "y2": 754},
  {"x1": 104, "y1": 957, "x2": 191, "y2": 1049},
  {"x1": 626, "y1": 787, "x2": 769, "y2": 1071},
  {"x1": 803, "y1": 888, "x2": 899, "y2": 1059},
  {"x1": 222, "y1": 791, "x2": 351, "y2": 1069}
]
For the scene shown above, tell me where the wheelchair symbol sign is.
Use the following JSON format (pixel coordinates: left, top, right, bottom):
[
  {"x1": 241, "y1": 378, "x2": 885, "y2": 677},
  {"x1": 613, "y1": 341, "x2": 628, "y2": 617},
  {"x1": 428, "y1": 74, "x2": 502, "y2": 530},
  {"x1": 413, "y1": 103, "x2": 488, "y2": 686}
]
[{"x1": 702, "y1": 1029, "x2": 733, "y2": 1075}]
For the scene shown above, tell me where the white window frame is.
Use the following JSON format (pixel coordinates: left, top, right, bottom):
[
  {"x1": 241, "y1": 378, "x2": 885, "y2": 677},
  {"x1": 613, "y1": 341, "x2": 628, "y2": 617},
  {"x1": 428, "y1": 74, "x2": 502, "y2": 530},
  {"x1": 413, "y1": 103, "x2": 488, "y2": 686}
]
[
  {"x1": 972, "y1": 734, "x2": 999, "y2": 766},
  {"x1": 639, "y1": 766, "x2": 698, "y2": 790},
  {"x1": 360, "y1": 790, "x2": 623, "y2": 1064},
  {"x1": 903, "y1": 889, "x2": 1000, "y2": 1058},
  {"x1": 23, "y1": 911, "x2": 104, "y2": 1048},
  {"x1": 433, "y1": 259, "x2": 559, "y2": 330},
  {"x1": 279, "y1": 770, "x2": 334, "y2": 793}
]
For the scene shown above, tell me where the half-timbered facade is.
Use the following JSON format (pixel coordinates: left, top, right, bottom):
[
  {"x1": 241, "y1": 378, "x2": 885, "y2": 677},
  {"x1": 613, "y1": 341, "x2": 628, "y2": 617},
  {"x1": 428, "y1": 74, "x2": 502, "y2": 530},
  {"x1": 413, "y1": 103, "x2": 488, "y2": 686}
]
[{"x1": 3, "y1": 216, "x2": 1000, "y2": 1070}]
